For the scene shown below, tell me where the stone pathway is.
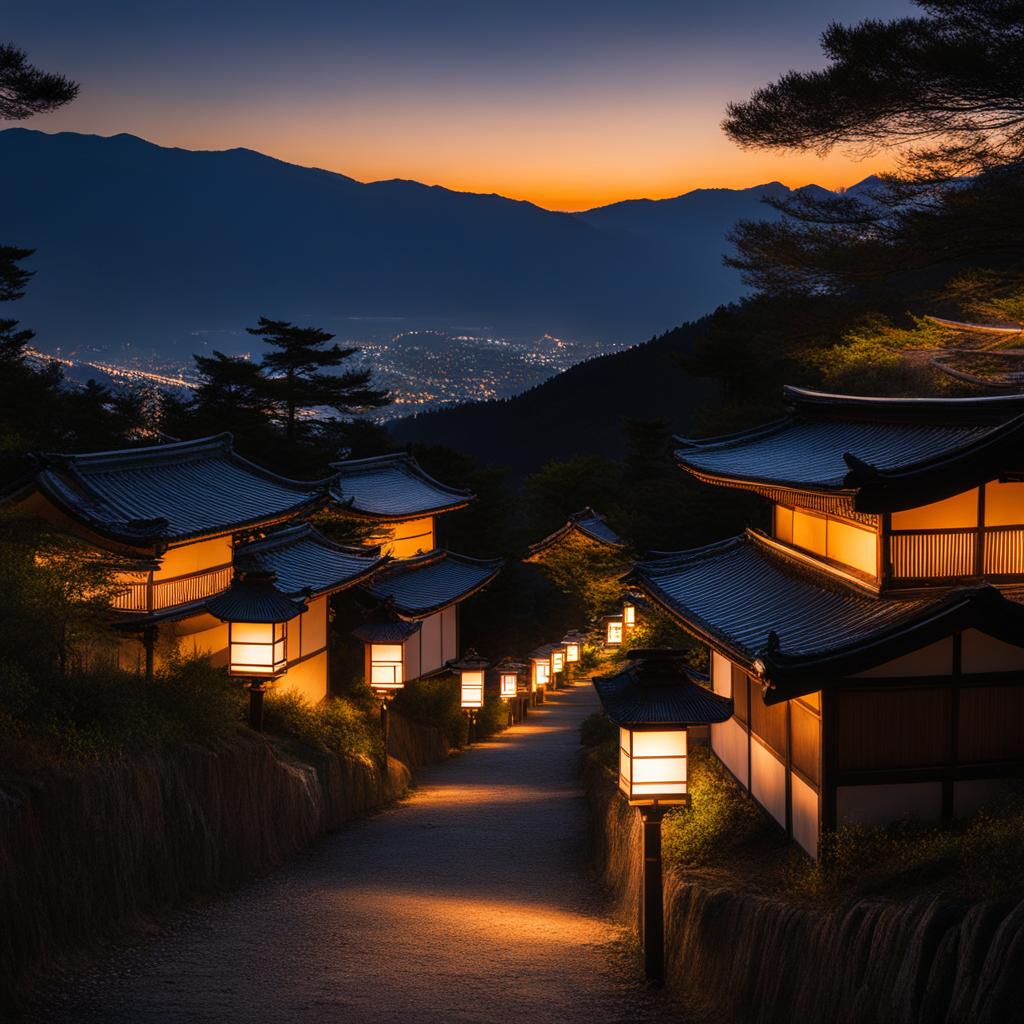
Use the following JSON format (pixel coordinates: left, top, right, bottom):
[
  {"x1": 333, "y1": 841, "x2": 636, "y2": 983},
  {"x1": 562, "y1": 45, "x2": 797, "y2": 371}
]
[{"x1": 33, "y1": 686, "x2": 678, "y2": 1024}]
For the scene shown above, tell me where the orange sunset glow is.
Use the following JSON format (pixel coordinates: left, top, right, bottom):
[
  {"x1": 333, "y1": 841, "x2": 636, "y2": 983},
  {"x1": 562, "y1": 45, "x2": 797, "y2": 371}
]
[{"x1": 7, "y1": 0, "x2": 909, "y2": 211}]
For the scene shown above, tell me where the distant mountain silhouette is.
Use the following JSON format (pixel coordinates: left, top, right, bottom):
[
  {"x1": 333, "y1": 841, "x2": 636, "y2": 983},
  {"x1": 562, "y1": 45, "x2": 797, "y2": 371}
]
[
  {"x1": 392, "y1": 319, "x2": 711, "y2": 474},
  {"x1": 0, "y1": 129, "x2": 868, "y2": 358}
]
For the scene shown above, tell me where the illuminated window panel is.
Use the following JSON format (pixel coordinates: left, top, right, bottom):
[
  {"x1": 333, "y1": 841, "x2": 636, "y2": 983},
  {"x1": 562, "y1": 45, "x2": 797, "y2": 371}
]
[
  {"x1": 229, "y1": 621, "x2": 287, "y2": 676},
  {"x1": 826, "y1": 518, "x2": 877, "y2": 575},
  {"x1": 984, "y1": 481, "x2": 1024, "y2": 527},
  {"x1": 774, "y1": 505, "x2": 794, "y2": 545},
  {"x1": 618, "y1": 727, "x2": 688, "y2": 805},
  {"x1": 460, "y1": 670, "x2": 485, "y2": 709},
  {"x1": 369, "y1": 643, "x2": 405, "y2": 690},
  {"x1": 792, "y1": 509, "x2": 827, "y2": 556},
  {"x1": 891, "y1": 488, "x2": 979, "y2": 530}
]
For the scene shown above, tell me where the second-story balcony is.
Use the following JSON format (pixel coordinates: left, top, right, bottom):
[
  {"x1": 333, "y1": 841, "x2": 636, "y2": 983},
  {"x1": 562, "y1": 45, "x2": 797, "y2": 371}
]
[
  {"x1": 888, "y1": 524, "x2": 1024, "y2": 581},
  {"x1": 111, "y1": 563, "x2": 234, "y2": 614}
]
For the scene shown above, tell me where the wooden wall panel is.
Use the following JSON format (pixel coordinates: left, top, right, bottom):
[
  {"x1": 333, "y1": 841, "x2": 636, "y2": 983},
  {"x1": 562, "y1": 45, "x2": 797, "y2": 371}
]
[
  {"x1": 750, "y1": 688, "x2": 787, "y2": 757},
  {"x1": 791, "y1": 701, "x2": 820, "y2": 786},
  {"x1": 959, "y1": 685, "x2": 1024, "y2": 762},
  {"x1": 837, "y1": 687, "x2": 951, "y2": 770}
]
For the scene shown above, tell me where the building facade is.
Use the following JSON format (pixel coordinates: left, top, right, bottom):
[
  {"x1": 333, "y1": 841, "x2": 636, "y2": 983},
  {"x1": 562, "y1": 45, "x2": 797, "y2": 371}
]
[
  {"x1": 11, "y1": 438, "x2": 501, "y2": 702},
  {"x1": 628, "y1": 387, "x2": 1024, "y2": 857}
]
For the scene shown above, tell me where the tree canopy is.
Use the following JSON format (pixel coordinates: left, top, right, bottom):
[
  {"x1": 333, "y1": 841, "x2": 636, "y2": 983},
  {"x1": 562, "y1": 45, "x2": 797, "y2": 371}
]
[
  {"x1": 247, "y1": 317, "x2": 389, "y2": 446},
  {"x1": 0, "y1": 42, "x2": 78, "y2": 120},
  {"x1": 688, "y1": 0, "x2": 1024, "y2": 420},
  {"x1": 723, "y1": 1, "x2": 1024, "y2": 177}
]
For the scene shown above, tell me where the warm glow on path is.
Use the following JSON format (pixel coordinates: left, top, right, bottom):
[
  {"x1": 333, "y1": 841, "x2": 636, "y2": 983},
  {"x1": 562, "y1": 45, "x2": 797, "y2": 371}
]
[{"x1": 37, "y1": 687, "x2": 669, "y2": 1023}]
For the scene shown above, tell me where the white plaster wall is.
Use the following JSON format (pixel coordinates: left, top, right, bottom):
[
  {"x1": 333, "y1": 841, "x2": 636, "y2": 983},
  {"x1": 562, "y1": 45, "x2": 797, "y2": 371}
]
[
  {"x1": 954, "y1": 779, "x2": 1010, "y2": 818},
  {"x1": 751, "y1": 740, "x2": 786, "y2": 827},
  {"x1": 711, "y1": 651, "x2": 732, "y2": 696},
  {"x1": 837, "y1": 782, "x2": 942, "y2": 825},
  {"x1": 420, "y1": 612, "x2": 443, "y2": 675},
  {"x1": 961, "y1": 628, "x2": 1024, "y2": 673},
  {"x1": 300, "y1": 596, "x2": 327, "y2": 658},
  {"x1": 277, "y1": 650, "x2": 328, "y2": 704},
  {"x1": 853, "y1": 637, "x2": 953, "y2": 678},
  {"x1": 791, "y1": 772, "x2": 819, "y2": 857},
  {"x1": 711, "y1": 717, "x2": 748, "y2": 789},
  {"x1": 441, "y1": 606, "x2": 458, "y2": 663}
]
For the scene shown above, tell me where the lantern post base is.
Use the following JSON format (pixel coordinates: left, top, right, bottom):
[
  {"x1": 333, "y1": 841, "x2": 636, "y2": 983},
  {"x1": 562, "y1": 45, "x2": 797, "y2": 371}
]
[
  {"x1": 246, "y1": 682, "x2": 269, "y2": 732},
  {"x1": 380, "y1": 698, "x2": 390, "y2": 755},
  {"x1": 640, "y1": 806, "x2": 665, "y2": 983}
]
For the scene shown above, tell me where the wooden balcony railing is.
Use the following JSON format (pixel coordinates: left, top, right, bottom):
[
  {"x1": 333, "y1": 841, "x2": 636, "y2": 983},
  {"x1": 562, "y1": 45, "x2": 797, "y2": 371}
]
[
  {"x1": 889, "y1": 529, "x2": 976, "y2": 579},
  {"x1": 111, "y1": 564, "x2": 234, "y2": 613},
  {"x1": 889, "y1": 526, "x2": 1024, "y2": 580}
]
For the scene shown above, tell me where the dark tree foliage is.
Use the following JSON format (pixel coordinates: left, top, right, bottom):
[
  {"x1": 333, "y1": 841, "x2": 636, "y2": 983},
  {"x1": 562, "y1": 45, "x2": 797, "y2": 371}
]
[
  {"x1": 188, "y1": 350, "x2": 277, "y2": 442},
  {"x1": 246, "y1": 317, "x2": 389, "y2": 447},
  {"x1": 723, "y1": 1, "x2": 1024, "y2": 176},
  {"x1": 689, "y1": 0, "x2": 1024, "y2": 421},
  {"x1": 0, "y1": 43, "x2": 78, "y2": 120}
]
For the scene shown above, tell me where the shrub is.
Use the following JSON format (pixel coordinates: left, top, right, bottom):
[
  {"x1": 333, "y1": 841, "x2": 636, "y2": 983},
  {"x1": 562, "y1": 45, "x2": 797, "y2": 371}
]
[
  {"x1": 392, "y1": 674, "x2": 468, "y2": 747},
  {"x1": 262, "y1": 690, "x2": 380, "y2": 760},
  {"x1": 474, "y1": 691, "x2": 510, "y2": 740},
  {"x1": 796, "y1": 790, "x2": 1024, "y2": 901},
  {"x1": 661, "y1": 746, "x2": 767, "y2": 866},
  {"x1": 0, "y1": 655, "x2": 242, "y2": 768}
]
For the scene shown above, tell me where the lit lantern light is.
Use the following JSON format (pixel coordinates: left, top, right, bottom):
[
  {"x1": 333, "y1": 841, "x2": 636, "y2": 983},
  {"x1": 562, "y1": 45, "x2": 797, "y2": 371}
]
[
  {"x1": 494, "y1": 657, "x2": 527, "y2": 727},
  {"x1": 623, "y1": 597, "x2": 637, "y2": 630},
  {"x1": 562, "y1": 630, "x2": 585, "y2": 665},
  {"x1": 207, "y1": 570, "x2": 304, "y2": 731},
  {"x1": 449, "y1": 649, "x2": 489, "y2": 743},
  {"x1": 549, "y1": 643, "x2": 567, "y2": 689},
  {"x1": 529, "y1": 646, "x2": 552, "y2": 704},
  {"x1": 352, "y1": 617, "x2": 423, "y2": 751},
  {"x1": 605, "y1": 614, "x2": 624, "y2": 646},
  {"x1": 592, "y1": 648, "x2": 733, "y2": 982}
]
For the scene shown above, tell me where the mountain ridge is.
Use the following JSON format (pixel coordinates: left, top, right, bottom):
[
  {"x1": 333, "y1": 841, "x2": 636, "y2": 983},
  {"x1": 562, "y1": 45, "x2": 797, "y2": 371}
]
[{"x1": 1, "y1": 128, "x2": 865, "y2": 367}]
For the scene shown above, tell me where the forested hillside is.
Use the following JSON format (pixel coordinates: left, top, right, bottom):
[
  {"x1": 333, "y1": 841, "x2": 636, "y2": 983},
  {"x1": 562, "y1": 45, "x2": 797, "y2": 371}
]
[{"x1": 392, "y1": 319, "x2": 714, "y2": 474}]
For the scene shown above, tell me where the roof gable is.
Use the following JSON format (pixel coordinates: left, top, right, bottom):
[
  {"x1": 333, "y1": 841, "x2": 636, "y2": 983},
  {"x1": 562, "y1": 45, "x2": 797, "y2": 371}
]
[
  {"x1": 235, "y1": 523, "x2": 386, "y2": 598},
  {"x1": 29, "y1": 434, "x2": 326, "y2": 547},
  {"x1": 330, "y1": 452, "x2": 473, "y2": 520},
  {"x1": 526, "y1": 507, "x2": 626, "y2": 557},
  {"x1": 675, "y1": 386, "x2": 1024, "y2": 512},
  {"x1": 628, "y1": 531, "x2": 1024, "y2": 703},
  {"x1": 361, "y1": 549, "x2": 503, "y2": 618}
]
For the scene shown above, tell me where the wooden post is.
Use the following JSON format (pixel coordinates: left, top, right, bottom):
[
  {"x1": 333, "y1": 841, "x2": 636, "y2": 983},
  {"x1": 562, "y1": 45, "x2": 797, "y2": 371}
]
[{"x1": 640, "y1": 806, "x2": 665, "y2": 983}]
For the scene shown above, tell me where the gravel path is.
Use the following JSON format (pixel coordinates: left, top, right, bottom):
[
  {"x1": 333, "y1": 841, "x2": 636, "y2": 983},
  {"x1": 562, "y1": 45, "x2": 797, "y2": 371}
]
[{"x1": 35, "y1": 685, "x2": 679, "y2": 1024}]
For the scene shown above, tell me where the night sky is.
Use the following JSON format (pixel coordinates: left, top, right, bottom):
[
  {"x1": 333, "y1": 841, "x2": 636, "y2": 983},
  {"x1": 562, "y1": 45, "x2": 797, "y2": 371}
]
[{"x1": 7, "y1": 0, "x2": 915, "y2": 210}]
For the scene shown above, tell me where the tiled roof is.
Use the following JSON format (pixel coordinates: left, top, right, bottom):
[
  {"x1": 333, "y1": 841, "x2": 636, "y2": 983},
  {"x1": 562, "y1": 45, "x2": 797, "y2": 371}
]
[
  {"x1": 526, "y1": 507, "x2": 625, "y2": 557},
  {"x1": 206, "y1": 571, "x2": 305, "y2": 624},
  {"x1": 593, "y1": 652, "x2": 732, "y2": 727},
  {"x1": 28, "y1": 434, "x2": 325, "y2": 548},
  {"x1": 352, "y1": 619, "x2": 422, "y2": 643},
  {"x1": 528, "y1": 642, "x2": 561, "y2": 659},
  {"x1": 628, "y1": 531, "x2": 1024, "y2": 700},
  {"x1": 235, "y1": 523, "x2": 385, "y2": 598},
  {"x1": 675, "y1": 386, "x2": 1024, "y2": 512},
  {"x1": 361, "y1": 549, "x2": 503, "y2": 618},
  {"x1": 330, "y1": 453, "x2": 473, "y2": 520}
]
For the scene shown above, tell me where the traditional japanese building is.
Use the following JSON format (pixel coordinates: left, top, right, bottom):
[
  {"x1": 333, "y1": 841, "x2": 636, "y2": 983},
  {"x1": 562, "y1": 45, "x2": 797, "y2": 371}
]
[
  {"x1": 9, "y1": 434, "x2": 387, "y2": 702},
  {"x1": 330, "y1": 452, "x2": 474, "y2": 557},
  {"x1": 330, "y1": 452, "x2": 503, "y2": 685},
  {"x1": 525, "y1": 506, "x2": 625, "y2": 560},
  {"x1": 627, "y1": 386, "x2": 1024, "y2": 857}
]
